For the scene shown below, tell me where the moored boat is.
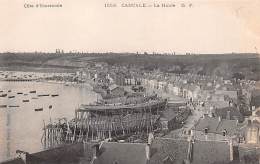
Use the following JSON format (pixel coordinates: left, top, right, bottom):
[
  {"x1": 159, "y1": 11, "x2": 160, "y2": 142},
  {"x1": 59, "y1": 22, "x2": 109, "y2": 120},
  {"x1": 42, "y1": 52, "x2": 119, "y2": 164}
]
[
  {"x1": 29, "y1": 90, "x2": 36, "y2": 93},
  {"x1": 0, "y1": 105, "x2": 7, "y2": 108},
  {"x1": 0, "y1": 94, "x2": 7, "y2": 97},
  {"x1": 9, "y1": 105, "x2": 19, "y2": 108},
  {"x1": 35, "y1": 108, "x2": 43, "y2": 111},
  {"x1": 51, "y1": 94, "x2": 59, "y2": 97},
  {"x1": 8, "y1": 96, "x2": 15, "y2": 98},
  {"x1": 17, "y1": 92, "x2": 23, "y2": 95},
  {"x1": 23, "y1": 100, "x2": 29, "y2": 102},
  {"x1": 38, "y1": 94, "x2": 50, "y2": 97}
]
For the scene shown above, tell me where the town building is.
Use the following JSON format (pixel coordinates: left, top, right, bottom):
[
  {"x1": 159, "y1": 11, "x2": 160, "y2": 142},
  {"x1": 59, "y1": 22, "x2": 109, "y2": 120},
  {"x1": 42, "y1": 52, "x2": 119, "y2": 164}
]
[{"x1": 191, "y1": 115, "x2": 240, "y2": 141}]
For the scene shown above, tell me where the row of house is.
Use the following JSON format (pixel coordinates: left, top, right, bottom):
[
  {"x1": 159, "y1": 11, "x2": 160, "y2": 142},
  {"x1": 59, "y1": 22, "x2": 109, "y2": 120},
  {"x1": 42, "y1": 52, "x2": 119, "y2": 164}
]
[
  {"x1": 140, "y1": 72, "x2": 255, "y2": 112},
  {"x1": 11, "y1": 136, "x2": 236, "y2": 164}
]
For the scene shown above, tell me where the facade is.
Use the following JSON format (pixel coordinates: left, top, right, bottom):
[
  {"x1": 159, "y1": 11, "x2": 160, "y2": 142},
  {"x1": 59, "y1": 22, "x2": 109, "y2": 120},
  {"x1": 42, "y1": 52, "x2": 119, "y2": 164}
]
[
  {"x1": 114, "y1": 72, "x2": 126, "y2": 86},
  {"x1": 106, "y1": 84, "x2": 126, "y2": 98}
]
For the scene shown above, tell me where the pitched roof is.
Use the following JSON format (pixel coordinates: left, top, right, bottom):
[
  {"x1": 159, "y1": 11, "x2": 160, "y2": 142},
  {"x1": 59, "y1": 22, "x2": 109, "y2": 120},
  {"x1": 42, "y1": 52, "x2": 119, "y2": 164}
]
[
  {"x1": 160, "y1": 109, "x2": 177, "y2": 121},
  {"x1": 149, "y1": 138, "x2": 189, "y2": 164},
  {"x1": 93, "y1": 142, "x2": 148, "y2": 164},
  {"x1": 215, "y1": 90, "x2": 238, "y2": 100},
  {"x1": 192, "y1": 117, "x2": 238, "y2": 136},
  {"x1": 192, "y1": 140, "x2": 231, "y2": 164},
  {"x1": 214, "y1": 107, "x2": 243, "y2": 122},
  {"x1": 149, "y1": 138, "x2": 232, "y2": 164},
  {"x1": 108, "y1": 84, "x2": 119, "y2": 91},
  {"x1": 25, "y1": 143, "x2": 85, "y2": 164}
]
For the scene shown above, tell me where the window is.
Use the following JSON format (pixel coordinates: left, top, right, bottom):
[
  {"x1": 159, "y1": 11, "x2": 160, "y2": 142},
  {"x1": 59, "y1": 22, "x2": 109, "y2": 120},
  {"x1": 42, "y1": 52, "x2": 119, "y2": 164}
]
[
  {"x1": 204, "y1": 128, "x2": 208, "y2": 134},
  {"x1": 223, "y1": 129, "x2": 227, "y2": 136}
]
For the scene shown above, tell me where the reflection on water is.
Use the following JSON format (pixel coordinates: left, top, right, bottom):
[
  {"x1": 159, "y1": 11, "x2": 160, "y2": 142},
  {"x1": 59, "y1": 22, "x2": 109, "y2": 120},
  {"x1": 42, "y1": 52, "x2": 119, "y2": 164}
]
[{"x1": 0, "y1": 81, "x2": 98, "y2": 161}]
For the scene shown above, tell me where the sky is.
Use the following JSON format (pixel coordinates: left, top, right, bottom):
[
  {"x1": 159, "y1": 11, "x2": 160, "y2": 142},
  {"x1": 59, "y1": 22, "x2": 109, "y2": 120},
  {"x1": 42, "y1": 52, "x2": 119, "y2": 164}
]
[{"x1": 0, "y1": 0, "x2": 259, "y2": 54}]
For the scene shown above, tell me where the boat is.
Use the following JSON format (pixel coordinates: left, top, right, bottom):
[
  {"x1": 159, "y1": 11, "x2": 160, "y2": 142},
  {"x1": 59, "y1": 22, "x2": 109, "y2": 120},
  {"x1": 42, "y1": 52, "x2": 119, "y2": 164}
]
[
  {"x1": 37, "y1": 94, "x2": 50, "y2": 97},
  {"x1": 17, "y1": 92, "x2": 23, "y2": 95},
  {"x1": 0, "y1": 105, "x2": 7, "y2": 108},
  {"x1": 23, "y1": 100, "x2": 29, "y2": 102},
  {"x1": 0, "y1": 90, "x2": 3, "y2": 93},
  {"x1": 0, "y1": 94, "x2": 7, "y2": 97},
  {"x1": 9, "y1": 105, "x2": 19, "y2": 108},
  {"x1": 8, "y1": 96, "x2": 15, "y2": 98},
  {"x1": 24, "y1": 94, "x2": 28, "y2": 96},
  {"x1": 32, "y1": 97, "x2": 38, "y2": 99},
  {"x1": 35, "y1": 108, "x2": 43, "y2": 111},
  {"x1": 51, "y1": 94, "x2": 59, "y2": 97},
  {"x1": 8, "y1": 90, "x2": 11, "y2": 92},
  {"x1": 29, "y1": 90, "x2": 36, "y2": 93}
]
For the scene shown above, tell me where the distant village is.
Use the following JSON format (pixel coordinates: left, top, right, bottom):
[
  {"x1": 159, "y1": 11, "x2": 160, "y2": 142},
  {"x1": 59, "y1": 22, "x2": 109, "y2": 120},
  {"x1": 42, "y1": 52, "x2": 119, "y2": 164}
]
[{"x1": 1, "y1": 59, "x2": 260, "y2": 164}]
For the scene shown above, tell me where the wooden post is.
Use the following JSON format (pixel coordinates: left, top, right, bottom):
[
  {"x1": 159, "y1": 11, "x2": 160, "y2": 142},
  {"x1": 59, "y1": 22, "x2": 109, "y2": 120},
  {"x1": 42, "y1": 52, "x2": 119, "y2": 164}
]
[
  {"x1": 91, "y1": 118, "x2": 94, "y2": 141},
  {"x1": 43, "y1": 120, "x2": 46, "y2": 149},
  {"x1": 72, "y1": 123, "x2": 76, "y2": 143},
  {"x1": 86, "y1": 119, "x2": 90, "y2": 141},
  {"x1": 150, "y1": 105, "x2": 153, "y2": 132}
]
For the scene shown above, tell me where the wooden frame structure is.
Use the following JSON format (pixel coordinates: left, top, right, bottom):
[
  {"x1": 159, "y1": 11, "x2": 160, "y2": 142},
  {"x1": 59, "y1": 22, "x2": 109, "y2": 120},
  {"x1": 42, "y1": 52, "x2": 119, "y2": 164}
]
[{"x1": 42, "y1": 99, "x2": 167, "y2": 147}]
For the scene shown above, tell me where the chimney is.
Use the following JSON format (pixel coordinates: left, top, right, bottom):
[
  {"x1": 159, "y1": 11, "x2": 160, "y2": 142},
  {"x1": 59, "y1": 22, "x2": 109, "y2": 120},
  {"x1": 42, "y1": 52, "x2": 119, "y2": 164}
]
[
  {"x1": 187, "y1": 136, "x2": 194, "y2": 163},
  {"x1": 92, "y1": 143, "x2": 100, "y2": 159},
  {"x1": 227, "y1": 111, "x2": 231, "y2": 120},
  {"x1": 229, "y1": 139, "x2": 234, "y2": 161},
  {"x1": 203, "y1": 114, "x2": 209, "y2": 119},
  {"x1": 252, "y1": 106, "x2": 256, "y2": 111},
  {"x1": 148, "y1": 132, "x2": 154, "y2": 145},
  {"x1": 190, "y1": 129, "x2": 194, "y2": 137},
  {"x1": 16, "y1": 150, "x2": 28, "y2": 164},
  {"x1": 145, "y1": 144, "x2": 150, "y2": 160},
  {"x1": 248, "y1": 119, "x2": 252, "y2": 126}
]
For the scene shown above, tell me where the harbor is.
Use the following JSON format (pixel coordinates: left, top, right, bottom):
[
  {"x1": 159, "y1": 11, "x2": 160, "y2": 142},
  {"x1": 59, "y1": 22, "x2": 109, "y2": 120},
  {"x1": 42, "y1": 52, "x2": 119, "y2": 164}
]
[{"x1": 0, "y1": 79, "x2": 98, "y2": 161}]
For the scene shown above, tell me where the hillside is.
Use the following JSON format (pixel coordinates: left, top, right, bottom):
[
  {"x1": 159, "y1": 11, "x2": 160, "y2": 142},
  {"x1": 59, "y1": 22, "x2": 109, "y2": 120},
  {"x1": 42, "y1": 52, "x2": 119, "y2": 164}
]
[{"x1": 0, "y1": 52, "x2": 259, "y2": 80}]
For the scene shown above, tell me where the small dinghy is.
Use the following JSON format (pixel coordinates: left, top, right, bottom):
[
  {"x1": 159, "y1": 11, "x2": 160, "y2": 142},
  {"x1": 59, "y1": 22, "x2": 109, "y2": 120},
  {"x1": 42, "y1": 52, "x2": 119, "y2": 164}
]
[
  {"x1": 35, "y1": 108, "x2": 43, "y2": 111},
  {"x1": 38, "y1": 94, "x2": 50, "y2": 97},
  {"x1": 0, "y1": 94, "x2": 7, "y2": 97},
  {"x1": 9, "y1": 105, "x2": 19, "y2": 108}
]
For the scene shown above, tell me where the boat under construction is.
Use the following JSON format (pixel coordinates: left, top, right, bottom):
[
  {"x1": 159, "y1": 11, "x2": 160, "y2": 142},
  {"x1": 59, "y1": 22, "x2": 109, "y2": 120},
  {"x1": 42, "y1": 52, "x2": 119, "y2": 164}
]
[{"x1": 42, "y1": 96, "x2": 167, "y2": 147}]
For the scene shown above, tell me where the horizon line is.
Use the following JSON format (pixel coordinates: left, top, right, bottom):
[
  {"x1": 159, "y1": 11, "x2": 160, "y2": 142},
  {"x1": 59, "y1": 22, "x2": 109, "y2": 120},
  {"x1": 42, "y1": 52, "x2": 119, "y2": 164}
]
[{"x1": 0, "y1": 51, "x2": 259, "y2": 56}]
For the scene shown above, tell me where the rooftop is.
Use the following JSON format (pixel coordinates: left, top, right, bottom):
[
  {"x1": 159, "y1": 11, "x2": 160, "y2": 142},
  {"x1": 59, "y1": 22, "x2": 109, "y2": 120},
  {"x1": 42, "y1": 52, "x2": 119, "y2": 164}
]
[{"x1": 192, "y1": 116, "x2": 239, "y2": 136}]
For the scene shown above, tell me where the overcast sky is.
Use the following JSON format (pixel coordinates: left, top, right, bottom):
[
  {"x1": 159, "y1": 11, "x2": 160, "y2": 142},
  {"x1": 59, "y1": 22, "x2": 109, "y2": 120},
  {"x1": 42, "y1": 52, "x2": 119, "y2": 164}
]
[{"x1": 0, "y1": 0, "x2": 259, "y2": 54}]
